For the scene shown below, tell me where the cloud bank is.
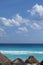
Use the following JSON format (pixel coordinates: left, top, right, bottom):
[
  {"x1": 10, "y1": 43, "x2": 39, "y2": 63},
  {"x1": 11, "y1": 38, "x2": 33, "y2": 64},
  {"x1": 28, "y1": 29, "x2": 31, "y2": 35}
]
[
  {"x1": 0, "y1": 4, "x2": 43, "y2": 37},
  {"x1": 0, "y1": 14, "x2": 29, "y2": 27}
]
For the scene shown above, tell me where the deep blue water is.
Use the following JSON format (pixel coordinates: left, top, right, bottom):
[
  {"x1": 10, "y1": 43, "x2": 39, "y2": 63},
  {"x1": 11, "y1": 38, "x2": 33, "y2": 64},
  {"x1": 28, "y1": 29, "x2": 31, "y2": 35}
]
[{"x1": 0, "y1": 44, "x2": 43, "y2": 62}]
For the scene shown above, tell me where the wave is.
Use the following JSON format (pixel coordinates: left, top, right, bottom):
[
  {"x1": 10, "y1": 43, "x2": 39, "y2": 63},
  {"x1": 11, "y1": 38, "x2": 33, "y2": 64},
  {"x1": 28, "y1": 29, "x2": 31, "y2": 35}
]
[{"x1": 0, "y1": 50, "x2": 43, "y2": 55}]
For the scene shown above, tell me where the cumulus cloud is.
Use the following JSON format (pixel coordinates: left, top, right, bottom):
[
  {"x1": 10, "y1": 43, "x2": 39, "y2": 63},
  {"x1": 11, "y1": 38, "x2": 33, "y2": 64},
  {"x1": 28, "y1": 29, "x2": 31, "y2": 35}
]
[
  {"x1": 14, "y1": 14, "x2": 22, "y2": 23},
  {"x1": 27, "y1": 4, "x2": 43, "y2": 30},
  {"x1": 0, "y1": 12, "x2": 42, "y2": 32},
  {"x1": 0, "y1": 28, "x2": 6, "y2": 37},
  {"x1": 18, "y1": 27, "x2": 28, "y2": 32},
  {"x1": 0, "y1": 16, "x2": 20, "y2": 26},
  {"x1": 0, "y1": 14, "x2": 29, "y2": 33},
  {"x1": 27, "y1": 4, "x2": 43, "y2": 20},
  {"x1": 0, "y1": 50, "x2": 43, "y2": 55},
  {"x1": 30, "y1": 23, "x2": 42, "y2": 30},
  {"x1": 0, "y1": 17, "x2": 13, "y2": 26},
  {"x1": 0, "y1": 14, "x2": 29, "y2": 27}
]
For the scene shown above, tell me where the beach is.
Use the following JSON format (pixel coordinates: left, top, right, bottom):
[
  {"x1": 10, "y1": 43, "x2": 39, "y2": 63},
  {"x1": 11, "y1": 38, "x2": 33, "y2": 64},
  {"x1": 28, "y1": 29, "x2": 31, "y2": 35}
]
[{"x1": 0, "y1": 44, "x2": 43, "y2": 65}]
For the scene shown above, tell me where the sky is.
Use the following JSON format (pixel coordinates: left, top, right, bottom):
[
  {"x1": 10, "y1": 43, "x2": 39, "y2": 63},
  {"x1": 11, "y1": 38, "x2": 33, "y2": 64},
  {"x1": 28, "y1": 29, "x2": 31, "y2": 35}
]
[{"x1": 0, "y1": 0, "x2": 43, "y2": 43}]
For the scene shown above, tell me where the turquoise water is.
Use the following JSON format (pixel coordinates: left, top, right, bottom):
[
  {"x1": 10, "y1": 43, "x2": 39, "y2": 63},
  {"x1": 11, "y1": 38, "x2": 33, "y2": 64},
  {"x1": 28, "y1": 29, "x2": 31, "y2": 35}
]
[{"x1": 0, "y1": 44, "x2": 43, "y2": 62}]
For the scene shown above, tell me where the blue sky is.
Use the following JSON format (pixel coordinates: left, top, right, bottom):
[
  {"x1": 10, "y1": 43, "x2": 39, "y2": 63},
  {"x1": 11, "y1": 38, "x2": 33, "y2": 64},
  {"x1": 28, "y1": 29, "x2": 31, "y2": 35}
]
[{"x1": 0, "y1": 0, "x2": 43, "y2": 43}]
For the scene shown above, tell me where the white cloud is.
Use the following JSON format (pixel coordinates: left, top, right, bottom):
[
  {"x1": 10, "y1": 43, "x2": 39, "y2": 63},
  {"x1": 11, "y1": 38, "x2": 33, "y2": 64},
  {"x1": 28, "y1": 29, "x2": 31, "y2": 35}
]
[
  {"x1": 23, "y1": 19, "x2": 29, "y2": 26},
  {"x1": 14, "y1": 14, "x2": 22, "y2": 23},
  {"x1": 30, "y1": 23, "x2": 42, "y2": 30},
  {"x1": 0, "y1": 13, "x2": 42, "y2": 32},
  {"x1": 27, "y1": 4, "x2": 43, "y2": 30},
  {"x1": 0, "y1": 14, "x2": 29, "y2": 27},
  {"x1": 0, "y1": 50, "x2": 43, "y2": 55},
  {"x1": 18, "y1": 27, "x2": 28, "y2": 32},
  {"x1": 27, "y1": 4, "x2": 43, "y2": 20},
  {"x1": 0, "y1": 17, "x2": 14, "y2": 26},
  {"x1": 0, "y1": 17, "x2": 20, "y2": 26},
  {"x1": 15, "y1": 14, "x2": 29, "y2": 26},
  {"x1": 0, "y1": 28, "x2": 6, "y2": 37}
]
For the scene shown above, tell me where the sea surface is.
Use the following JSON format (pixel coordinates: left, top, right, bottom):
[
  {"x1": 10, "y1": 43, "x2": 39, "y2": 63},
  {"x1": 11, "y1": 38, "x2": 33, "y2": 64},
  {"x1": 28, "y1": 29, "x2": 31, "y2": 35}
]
[{"x1": 0, "y1": 44, "x2": 43, "y2": 63}]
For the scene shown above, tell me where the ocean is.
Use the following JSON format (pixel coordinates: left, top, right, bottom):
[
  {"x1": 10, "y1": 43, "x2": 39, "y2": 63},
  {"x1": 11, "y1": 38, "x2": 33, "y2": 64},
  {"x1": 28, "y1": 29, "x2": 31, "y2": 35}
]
[{"x1": 0, "y1": 44, "x2": 43, "y2": 63}]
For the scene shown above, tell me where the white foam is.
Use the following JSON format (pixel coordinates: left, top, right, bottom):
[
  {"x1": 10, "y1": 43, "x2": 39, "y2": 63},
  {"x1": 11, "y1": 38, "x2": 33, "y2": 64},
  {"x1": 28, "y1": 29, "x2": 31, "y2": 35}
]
[{"x1": 0, "y1": 50, "x2": 43, "y2": 55}]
